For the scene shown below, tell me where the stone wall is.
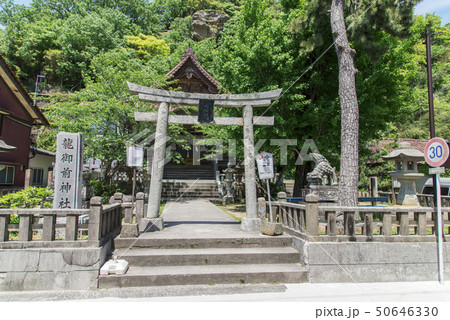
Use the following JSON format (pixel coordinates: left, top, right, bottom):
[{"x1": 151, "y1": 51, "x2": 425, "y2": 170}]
[
  {"x1": 293, "y1": 237, "x2": 450, "y2": 282},
  {"x1": 0, "y1": 240, "x2": 112, "y2": 291}
]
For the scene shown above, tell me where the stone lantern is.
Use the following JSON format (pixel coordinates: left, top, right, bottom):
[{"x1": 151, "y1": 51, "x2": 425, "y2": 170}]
[
  {"x1": 382, "y1": 142, "x2": 424, "y2": 206},
  {"x1": 222, "y1": 163, "x2": 235, "y2": 204}
]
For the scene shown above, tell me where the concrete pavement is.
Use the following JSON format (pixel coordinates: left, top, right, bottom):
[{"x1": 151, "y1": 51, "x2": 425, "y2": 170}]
[
  {"x1": 1, "y1": 281, "x2": 449, "y2": 302},
  {"x1": 141, "y1": 199, "x2": 258, "y2": 239}
]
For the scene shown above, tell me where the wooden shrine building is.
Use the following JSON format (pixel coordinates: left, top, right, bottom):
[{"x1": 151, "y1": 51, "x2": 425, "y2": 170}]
[{"x1": 162, "y1": 47, "x2": 228, "y2": 180}]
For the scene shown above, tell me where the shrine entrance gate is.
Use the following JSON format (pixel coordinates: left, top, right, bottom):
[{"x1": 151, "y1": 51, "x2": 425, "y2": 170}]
[{"x1": 128, "y1": 82, "x2": 282, "y2": 232}]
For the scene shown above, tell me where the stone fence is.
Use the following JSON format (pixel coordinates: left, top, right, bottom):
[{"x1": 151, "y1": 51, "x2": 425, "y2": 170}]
[
  {"x1": 259, "y1": 192, "x2": 450, "y2": 243},
  {"x1": 0, "y1": 193, "x2": 135, "y2": 249},
  {"x1": 417, "y1": 193, "x2": 450, "y2": 207},
  {"x1": 378, "y1": 191, "x2": 450, "y2": 207}
]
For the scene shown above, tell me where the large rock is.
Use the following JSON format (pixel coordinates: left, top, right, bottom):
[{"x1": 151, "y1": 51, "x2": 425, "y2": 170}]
[{"x1": 192, "y1": 11, "x2": 229, "y2": 41}]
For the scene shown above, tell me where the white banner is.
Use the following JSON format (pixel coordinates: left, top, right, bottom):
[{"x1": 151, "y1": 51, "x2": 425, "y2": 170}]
[
  {"x1": 256, "y1": 152, "x2": 274, "y2": 180},
  {"x1": 127, "y1": 145, "x2": 144, "y2": 167}
]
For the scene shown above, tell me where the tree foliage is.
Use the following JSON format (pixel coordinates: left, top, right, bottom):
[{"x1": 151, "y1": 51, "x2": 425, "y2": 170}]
[
  {"x1": 1, "y1": 0, "x2": 447, "y2": 195},
  {"x1": 125, "y1": 33, "x2": 171, "y2": 59},
  {"x1": 394, "y1": 15, "x2": 450, "y2": 141}
]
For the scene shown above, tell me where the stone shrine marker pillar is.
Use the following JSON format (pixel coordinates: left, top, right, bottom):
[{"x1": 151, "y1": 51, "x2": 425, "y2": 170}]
[
  {"x1": 128, "y1": 82, "x2": 281, "y2": 232},
  {"x1": 53, "y1": 132, "x2": 83, "y2": 209}
]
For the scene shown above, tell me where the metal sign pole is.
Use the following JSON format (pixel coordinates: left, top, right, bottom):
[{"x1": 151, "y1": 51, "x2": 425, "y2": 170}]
[
  {"x1": 132, "y1": 167, "x2": 136, "y2": 200},
  {"x1": 436, "y1": 172, "x2": 444, "y2": 284},
  {"x1": 425, "y1": 138, "x2": 449, "y2": 285},
  {"x1": 266, "y1": 179, "x2": 273, "y2": 222}
]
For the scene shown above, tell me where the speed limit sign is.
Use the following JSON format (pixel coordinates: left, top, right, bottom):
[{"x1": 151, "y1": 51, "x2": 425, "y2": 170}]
[{"x1": 424, "y1": 137, "x2": 449, "y2": 167}]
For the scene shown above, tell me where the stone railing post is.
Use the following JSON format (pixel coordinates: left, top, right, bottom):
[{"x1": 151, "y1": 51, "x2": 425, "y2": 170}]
[
  {"x1": 382, "y1": 211, "x2": 393, "y2": 236},
  {"x1": 114, "y1": 192, "x2": 123, "y2": 204},
  {"x1": 42, "y1": 214, "x2": 56, "y2": 241},
  {"x1": 277, "y1": 192, "x2": 287, "y2": 223},
  {"x1": 18, "y1": 213, "x2": 33, "y2": 241},
  {"x1": 88, "y1": 197, "x2": 103, "y2": 241},
  {"x1": 122, "y1": 203, "x2": 133, "y2": 224},
  {"x1": 257, "y1": 197, "x2": 266, "y2": 221},
  {"x1": 416, "y1": 211, "x2": 427, "y2": 236},
  {"x1": 136, "y1": 192, "x2": 145, "y2": 225},
  {"x1": 120, "y1": 196, "x2": 139, "y2": 238},
  {"x1": 305, "y1": 194, "x2": 319, "y2": 237},
  {"x1": 0, "y1": 214, "x2": 10, "y2": 242},
  {"x1": 399, "y1": 211, "x2": 409, "y2": 236}
]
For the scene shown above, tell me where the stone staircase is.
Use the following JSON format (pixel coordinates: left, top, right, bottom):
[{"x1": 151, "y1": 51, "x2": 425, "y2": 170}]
[
  {"x1": 162, "y1": 180, "x2": 220, "y2": 200},
  {"x1": 99, "y1": 236, "x2": 308, "y2": 288},
  {"x1": 163, "y1": 165, "x2": 215, "y2": 180}
]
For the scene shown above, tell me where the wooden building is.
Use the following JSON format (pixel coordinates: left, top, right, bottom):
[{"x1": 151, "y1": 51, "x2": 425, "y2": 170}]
[
  {"x1": 162, "y1": 47, "x2": 229, "y2": 180},
  {"x1": 0, "y1": 54, "x2": 49, "y2": 193}
]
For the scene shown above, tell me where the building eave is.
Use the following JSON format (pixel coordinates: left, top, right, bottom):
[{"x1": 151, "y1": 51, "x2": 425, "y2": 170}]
[{"x1": 0, "y1": 54, "x2": 49, "y2": 126}]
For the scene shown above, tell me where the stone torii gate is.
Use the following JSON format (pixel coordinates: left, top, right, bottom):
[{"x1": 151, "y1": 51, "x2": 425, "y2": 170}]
[{"x1": 128, "y1": 82, "x2": 282, "y2": 232}]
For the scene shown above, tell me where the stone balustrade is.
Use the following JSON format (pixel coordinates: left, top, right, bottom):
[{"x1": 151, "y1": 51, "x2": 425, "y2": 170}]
[
  {"x1": 417, "y1": 193, "x2": 450, "y2": 207},
  {"x1": 258, "y1": 192, "x2": 450, "y2": 242},
  {"x1": 0, "y1": 194, "x2": 126, "y2": 248}
]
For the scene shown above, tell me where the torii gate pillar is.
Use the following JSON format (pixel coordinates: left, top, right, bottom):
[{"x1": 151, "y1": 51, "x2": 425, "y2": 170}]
[
  {"x1": 241, "y1": 104, "x2": 260, "y2": 231},
  {"x1": 140, "y1": 102, "x2": 169, "y2": 232}
]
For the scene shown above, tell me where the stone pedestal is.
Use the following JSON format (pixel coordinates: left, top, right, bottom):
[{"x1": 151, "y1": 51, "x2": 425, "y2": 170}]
[
  {"x1": 302, "y1": 185, "x2": 339, "y2": 203},
  {"x1": 392, "y1": 173, "x2": 422, "y2": 206},
  {"x1": 120, "y1": 223, "x2": 139, "y2": 238},
  {"x1": 241, "y1": 218, "x2": 262, "y2": 232},
  {"x1": 261, "y1": 221, "x2": 283, "y2": 236},
  {"x1": 139, "y1": 218, "x2": 164, "y2": 233},
  {"x1": 223, "y1": 195, "x2": 234, "y2": 204}
]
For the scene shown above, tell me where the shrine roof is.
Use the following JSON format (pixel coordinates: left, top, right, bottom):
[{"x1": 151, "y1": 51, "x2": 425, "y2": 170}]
[{"x1": 165, "y1": 47, "x2": 226, "y2": 93}]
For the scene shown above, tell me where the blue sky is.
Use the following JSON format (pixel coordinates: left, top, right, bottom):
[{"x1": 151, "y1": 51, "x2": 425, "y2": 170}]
[{"x1": 9, "y1": 0, "x2": 450, "y2": 25}]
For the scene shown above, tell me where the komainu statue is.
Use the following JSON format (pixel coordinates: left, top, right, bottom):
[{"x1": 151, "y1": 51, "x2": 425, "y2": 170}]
[{"x1": 306, "y1": 153, "x2": 338, "y2": 186}]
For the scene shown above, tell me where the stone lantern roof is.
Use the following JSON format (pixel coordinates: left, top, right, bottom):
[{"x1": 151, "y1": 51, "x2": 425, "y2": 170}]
[{"x1": 382, "y1": 142, "x2": 424, "y2": 162}]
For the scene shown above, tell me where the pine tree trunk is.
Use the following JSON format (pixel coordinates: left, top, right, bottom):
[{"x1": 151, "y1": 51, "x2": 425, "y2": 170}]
[
  {"x1": 330, "y1": 0, "x2": 359, "y2": 207},
  {"x1": 293, "y1": 162, "x2": 313, "y2": 197}
]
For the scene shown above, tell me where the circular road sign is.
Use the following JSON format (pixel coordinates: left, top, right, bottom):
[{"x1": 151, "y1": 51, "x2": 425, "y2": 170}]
[{"x1": 424, "y1": 137, "x2": 449, "y2": 167}]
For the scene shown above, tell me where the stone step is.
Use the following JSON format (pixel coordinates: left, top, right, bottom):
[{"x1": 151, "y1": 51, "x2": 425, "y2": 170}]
[
  {"x1": 161, "y1": 197, "x2": 221, "y2": 202},
  {"x1": 161, "y1": 189, "x2": 219, "y2": 193},
  {"x1": 113, "y1": 236, "x2": 293, "y2": 249},
  {"x1": 162, "y1": 187, "x2": 218, "y2": 191},
  {"x1": 161, "y1": 193, "x2": 220, "y2": 197},
  {"x1": 162, "y1": 187, "x2": 218, "y2": 190},
  {"x1": 98, "y1": 263, "x2": 308, "y2": 288},
  {"x1": 163, "y1": 172, "x2": 215, "y2": 180},
  {"x1": 162, "y1": 183, "x2": 217, "y2": 187},
  {"x1": 162, "y1": 185, "x2": 216, "y2": 188},
  {"x1": 113, "y1": 247, "x2": 299, "y2": 266}
]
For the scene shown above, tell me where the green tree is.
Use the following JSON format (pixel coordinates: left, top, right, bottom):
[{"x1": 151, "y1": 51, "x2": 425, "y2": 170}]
[
  {"x1": 55, "y1": 9, "x2": 140, "y2": 88},
  {"x1": 288, "y1": 0, "x2": 419, "y2": 203},
  {"x1": 0, "y1": 1, "x2": 61, "y2": 82},
  {"x1": 125, "y1": 33, "x2": 171, "y2": 59},
  {"x1": 38, "y1": 48, "x2": 192, "y2": 187},
  {"x1": 200, "y1": 0, "x2": 419, "y2": 199},
  {"x1": 395, "y1": 15, "x2": 450, "y2": 141}
]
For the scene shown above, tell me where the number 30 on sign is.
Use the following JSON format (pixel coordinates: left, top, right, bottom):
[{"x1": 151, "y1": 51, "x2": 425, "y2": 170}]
[{"x1": 424, "y1": 137, "x2": 449, "y2": 168}]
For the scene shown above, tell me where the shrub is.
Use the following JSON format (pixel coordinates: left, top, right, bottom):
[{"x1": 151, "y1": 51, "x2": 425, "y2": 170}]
[
  {"x1": 0, "y1": 187, "x2": 54, "y2": 224},
  {"x1": 90, "y1": 178, "x2": 124, "y2": 202}
]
